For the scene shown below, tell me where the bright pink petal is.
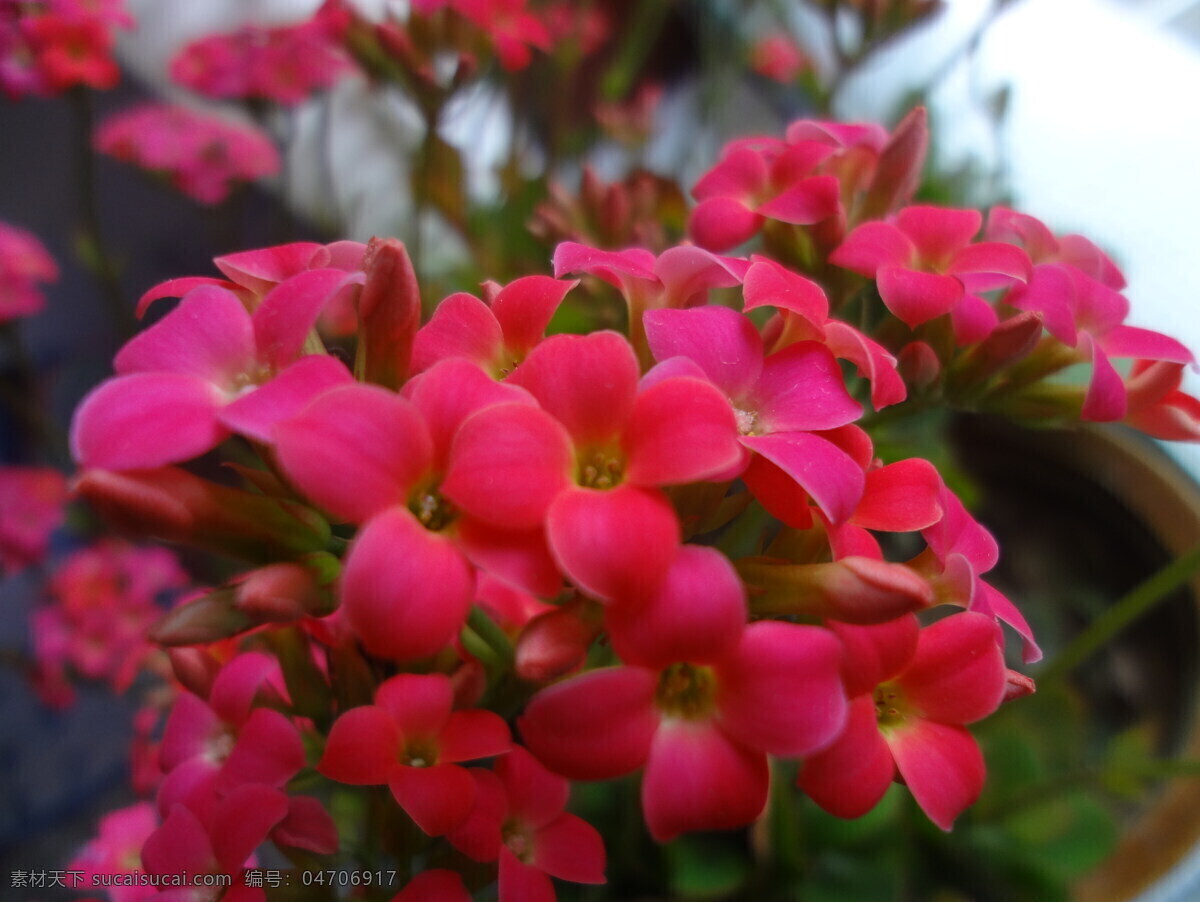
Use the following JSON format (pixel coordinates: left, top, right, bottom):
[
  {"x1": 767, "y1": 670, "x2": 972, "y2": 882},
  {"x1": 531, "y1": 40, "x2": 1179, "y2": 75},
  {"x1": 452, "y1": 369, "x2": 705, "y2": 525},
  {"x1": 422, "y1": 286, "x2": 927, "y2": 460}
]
[
  {"x1": 1007, "y1": 263, "x2": 1078, "y2": 344},
  {"x1": 142, "y1": 804, "x2": 215, "y2": 877},
  {"x1": 974, "y1": 579, "x2": 1042, "y2": 663},
  {"x1": 888, "y1": 720, "x2": 985, "y2": 831},
  {"x1": 490, "y1": 275, "x2": 576, "y2": 357},
  {"x1": 853, "y1": 459, "x2": 943, "y2": 532},
  {"x1": 831, "y1": 616, "x2": 920, "y2": 696},
  {"x1": 273, "y1": 384, "x2": 432, "y2": 523},
  {"x1": 653, "y1": 245, "x2": 750, "y2": 307},
  {"x1": 824, "y1": 321, "x2": 906, "y2": 408},
  {"x1": 405, "y1": 357, "x2": 534, "y2": 466},
  {"x1": 508, "y1": 331, "x2": 638, "y2": 447},
  {"x1": 716, "y1": 621, "x2": 846, "y2": 756},
  {"x1": 518, "y1": 667, "x2": 659, "y2": 780},
  {"x1": 70, "y1": 373, "x2": 225, "y2": 470},
  {"x1": 319, "y1": 705, "x2": 400, "y2": 784},
  {"x1": 438, "y1": 709, "x2": 512, "y2": 763},
  {"x1": 445, "y1": 769, "x2": 506, "y2": 862},
  {"x1": 208, "y1": 652, "x2": 279, "y2": 725},
  {"x1": 159, "y1": 691, "x2": 221, "y2": 772},
  {"x1": 533, "y1": 813, "x2": 606, "y2": 884},
  {"x1": 896, "y1": 206, "x2": 980, "y2": 265},
  {"x1": 950, "y1": 293, "x2": 1000, "y2": 345},
  {"x1": 341, "y1": 508, "x2": 474, "y2": 661},
  {"x1": 214, "y1": 242, "x2": 323, "y2": 294},
  {"x1": 390, "y1": 763, "x2": 477, "y2": 836},
  {"x1": 743, "y1": 257, "x2": 829, "y2": 331},
  {"x1": 798, "y1": 694, "x2": 895, "y2": 819},
  {"x1": 606, "y1": 545, "x2": 745, "y2": 670},
  {"x1": 688, "y1": 196, "x2": 763, "y2": 252},
  {"x1": 740, "y1": 453, "x2": 815, "y2": 529},
  {"x1": 375, "y1": 673, "x2": 452, "y2": 737},
  {"x1": 219, "y1": 355, "x2": 353, "y2": 444},
  {"x1": 495, "y1": 745, "x2": 568, "y2": 828},
  {"x1": 1081, "y1": 336, "x2": 1127, "y2": 421},
  {"x1": 642, "y1": 719, "x2": 768, "y2": 842},
  {"x1": 411, "y1": 292, "x2": 503, "y2": 374},
  {"x1": 115, "y1": 285, "x2": 255, "y2": 383},
  {"x1": 754, "y1": 341, "x2": 862, "y2": 432},
  {"x1": 644, "y1": 305, "x2": 763, "y2": 399},
  {"x1": 757, "y1": 175, "x2": 841, "y2": 224},
  {"x1": 899, "y1": 612, "x2": 1006, "y2": 724},
  {"x1": 877, "y1": 267, "x2": 963, "y2": 327},
  {"x1": 393, "y1": 869, "x2": 471, "y2": 902},
  {"x1": 546, "y1": 485, "x2": 680, "y2": 603},
  {"x1": 740, "y1": 431, "x2": 865, "y2": 525},
  {"x1": 624, "y1": 378, "x2": 741, "y2": 486},
  {"x1": 136, "y1": 276, "x2": 238, "y2": 318},
  {"x1": 252, "y1": 268, "x2": 364, "y2": 370},
  {"x1": 946, "y1": 241, "x2": 1031, "y2": 290},
  {"x1": 551, "y1": 242, "x2": 657, "y2": 290},
  {"x1": 1099, "y1": 324, "x2": 1195, "y2": 365},
  {"x1": 272, "y1": 795, "x2": 338, "y2": 854},
  {"x1": 455, "y1": 518, "x2": 562, "y2": 599},
  {"x1": 442, "y1": 403, "x2": 573, "y2": 530},
  {"x1": 499, "y1": 848, "x2": 556, "y2": 902},
  {"x1": 830, "y1": 221, "x2": 915, "y2": 275},
  {"x1": 210, "y1": 783, "x2": 289, "y2": 871},
  {"x1": 218, "y1": 707, "x2": 306, "y2": 790},
  {"x1": 692, "y1": 145, "x2": 768, "y2": 200}
]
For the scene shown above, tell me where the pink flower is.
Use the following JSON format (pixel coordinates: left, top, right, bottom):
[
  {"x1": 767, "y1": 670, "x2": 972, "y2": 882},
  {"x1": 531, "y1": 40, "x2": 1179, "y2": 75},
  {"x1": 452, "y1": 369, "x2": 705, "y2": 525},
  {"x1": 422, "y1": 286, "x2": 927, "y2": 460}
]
[
  {"x1": 169, "y1": 14, "x2": 351, "y2": 105},
  {"x1": 0, "y1": 465, "x2": 66, "y2": 573},
  {"x1": 94, "y1": 104, "x2": 282, "y2": 205},
  {"x1": 500, "y1": 330, "x2": 743, "y2": 602},
  {"x1": 69, "y1": 802, "x2": 159, "y2": 902},
  {"x1": 1124, "y1": 360, "x2": 1200, "y2": 441},
  {"x1": 519, "y1": 546, "x2": 846, "y2": 841},
  {"x1": 445, "y1": 0, "x2": 552, "y2": 70},
  {"x1": 0, "y1": 220, "x2": 58, "y2": 322},
  {"x1": 831, "y1": 205, "x2": 1031, "y2": 341},
  {"x1": 274, "y1": 360, "x2": 559, "y2": 659},
  {"x1": 644, "y1": 303, "x2": 866, "y2": 526},
  {"x1": 31, "y1": 540, "x2": 187, "y2": 696},
  {"x1": 750, "y1": 34, "x2": 807, "y2": 83},
  {"x1": 71, "y1": 278, "x2": 359, "y2": 471},
  {"x1": 798, "y1": 612, "x2": 1008, "y2": 830},
  {"x1": 319, "y1": 672, "x2": 510, "y2": 835},
  {"x1": 446, "y1": 746, "x2": 606, "y2": 901}
]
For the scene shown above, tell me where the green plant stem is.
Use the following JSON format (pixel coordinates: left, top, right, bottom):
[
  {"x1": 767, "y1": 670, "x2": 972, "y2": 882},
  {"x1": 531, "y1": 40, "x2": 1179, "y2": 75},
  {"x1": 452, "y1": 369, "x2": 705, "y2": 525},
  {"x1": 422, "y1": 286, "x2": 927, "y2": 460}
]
[
  {"x1": 1039, "y1": 543, "x2": 1200, "y2": 684},
  {"x1": 465, "y1": 604, "x2": 514, "y2": 668},
  {"x1": 69, "y1": 87, "x2": 135, "y2": 341}
]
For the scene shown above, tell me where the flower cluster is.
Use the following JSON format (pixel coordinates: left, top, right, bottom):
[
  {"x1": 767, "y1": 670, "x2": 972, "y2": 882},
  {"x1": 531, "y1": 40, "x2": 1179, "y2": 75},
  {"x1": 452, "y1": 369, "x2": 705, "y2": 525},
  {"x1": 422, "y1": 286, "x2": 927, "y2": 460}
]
[
  {"x1": 63, "y1": 107, "x2": 1200, "y2": 900},
  {"x1": 0, "y1": 0, "x2": 132, "y2": 98},
  {"x1": 93, "y1": 103, "x2": 282, "y2": 205},
  {"x1": 0, "y1": 463, "x2": 66, "y2": 572},
  {"x1": 0, "y1": 218, "x2": 58, "y2": 322}
]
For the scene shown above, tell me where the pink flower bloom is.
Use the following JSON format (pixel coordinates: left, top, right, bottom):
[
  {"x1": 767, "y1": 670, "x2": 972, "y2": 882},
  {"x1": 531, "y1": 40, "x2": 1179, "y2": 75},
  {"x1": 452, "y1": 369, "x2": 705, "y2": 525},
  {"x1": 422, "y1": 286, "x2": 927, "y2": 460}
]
[
  {"x1": 319, "y1": 672, "x2": 510, "y2": 835},
  {"x1": 169, "y1": 14, "x2": 351, "y2": 105},
  {"x1": 1124, "y1": 360, "x2": 1200, "y2": 441},
  {"x1": 94, "y1": 104, "x2": 282, "y2": 205},
  {"x1": 750, "y1": 34, "x2": 807, "y2": 83},
  {"x1": 274, "y1": 360, "x2": 558, "y2": 659},
  {"x1": 644, "y1": 304, "x2": 866, "y2": 526},
  {"x1": 69, "y1": 802, "x2": 159, "y2": 902},
  {"x1": 0, "y1": 465, "x2": 66, "y2": 573},
  {"x1": 831, "y1": 205, "x2": 1031, "y2": 341},
  {"x1": 445, "y1": 0, "x2": 552, "y2": 70},
  {"x1": 71, "y1": 277, "x2": 360, "y2": 470},
  {"x1": 500, "y1": 330, "x2": 743, "y2": 602},
  {"x1": 31, "y1": 540, "x2": 187, "y2": 695},
  {"x1": 412, "y1": 275, "x2": 577, "y2": 376},
  {"x1": 0, "y1": 220, "x2": 58, "y2": 322},
  {"x1": 446, "y1": 746, "x2": 606, "y2": 901},
  {"x1": 798, "y1": 612, "x2": 1008, "y2": 830},
  {"x1": 519, "y1": 546, "x2": 846, "y2": 841}
]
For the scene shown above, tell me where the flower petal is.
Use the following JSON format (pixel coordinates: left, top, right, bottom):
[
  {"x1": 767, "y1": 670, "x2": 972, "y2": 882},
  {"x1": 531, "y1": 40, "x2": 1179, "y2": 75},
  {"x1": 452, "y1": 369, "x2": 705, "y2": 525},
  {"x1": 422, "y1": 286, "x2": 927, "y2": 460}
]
[
  {"x1": 253, "y1": 268, "x2": 364, "y2": 370},
  {"x1": 319, "y1": 705, "x2": 400, "y2": 785},
  {"x1": 375, "y1": 673, "x2": 453, "y2": 737},
  {"x1": 888, "y1": 720, "x2": 985, "y2": 831},
  {"x1": 341, "y1": 509, "x2": 474, "y2": 661},
  {"x1": 546, "y1": 485, "x2": 680, "y2": 603},
  {"x1": 899, "y1": 612, "x2": 1006, "y2": 725},
  {"x1": 518, "y1": 667, "x2": 659, "y2": 780},
  {"x1": 533, "y1": 813, "x2": 606, "y2": 884},
  {"x1": 644, "y1": 305, "x2": 763, "y2": 400},
  {"x1": 798, "y1": 694, "x2": 895, "y2": 819},
  {"x1": 411, "y1": 292, "x2": 503, "y2": 374},
  {"x1": 624, "y1": 377, "x2": 741, "y2": 486},
  {"x1": 642, "y1": 719, "x2": 768, "y2": 842},
  {"x1": 740, "y1": 431, "x2": 865, "y2": 525},
  {"x1": 220, "y1": 355, "x2": 353, "y2": 444},
  {"x1": 877, "y1": 268, "x2": 963, "y2": 327},
  {"x1": 852, "y1": 458, "x2": 943, "y2": 532},
  {"x1": 755, "y1": 341, "x2": 862, "y2": 432},
  {"x1": 390, "y1": 763, "x2": 477, "y2": 836}
]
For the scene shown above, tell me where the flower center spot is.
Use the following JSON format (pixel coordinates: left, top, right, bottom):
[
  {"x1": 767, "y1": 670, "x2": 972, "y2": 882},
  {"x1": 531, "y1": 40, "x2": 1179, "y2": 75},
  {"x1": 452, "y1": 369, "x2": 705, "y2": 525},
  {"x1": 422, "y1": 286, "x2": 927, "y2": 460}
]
[
  {"x1": 655, "y1": 662, "x2": 716, "y2": 720},
  {"x1": 409, "y1": 488, "x2": 456, "y2": 532},
  {"x1": 578, "y1": 449, "x2": 624, "y2": 490},
  {"x1": 874, "y1": 684, "x2": 907, "y2": 729},
  {"x1": 399, "y1": 737, "x2": 438, "y2": 768},
  {"x1": 734, "y1": 407, "x2": 759, "y2": 436}
]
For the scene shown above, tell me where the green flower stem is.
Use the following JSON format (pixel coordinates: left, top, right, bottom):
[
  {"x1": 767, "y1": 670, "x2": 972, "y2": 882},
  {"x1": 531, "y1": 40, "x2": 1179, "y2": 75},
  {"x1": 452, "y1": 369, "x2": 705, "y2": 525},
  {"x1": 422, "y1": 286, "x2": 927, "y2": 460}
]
[
  {"x1": 1040, "y1": 542, "x2": 1200, "y2": 685},
  {"x1": 465, "y1": 604, "x2": 514, "y2": 668},
  {"x1": 69, "y1": 87, "x2": 135, "y2": 341}
]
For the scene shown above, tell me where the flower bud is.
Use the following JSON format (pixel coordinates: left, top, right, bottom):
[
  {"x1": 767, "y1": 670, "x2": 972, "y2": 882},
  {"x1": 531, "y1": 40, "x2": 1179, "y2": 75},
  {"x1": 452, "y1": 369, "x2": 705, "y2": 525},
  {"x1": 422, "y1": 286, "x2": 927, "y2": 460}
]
[
  {"x1": 898, "y1": 340, "x2": 941, "y2": 390},
  {"x1": 166, "y1": 646, "x2": 221, "y2": 697},
  {"x1": 234, "y1": 562, "x2": 327, "y2": 622},
  {"x1": 1003, "y1": 669, "x2": 1037, "y2": 702},
  {"x1": 515, "y1": 598, "x2": 603, "y2": 682},
  {"x1": 740, "y1": 555, "x2": 935, "y2": 625},
  {"x1": 354, "y1": 236, "x2": 420, "y2": 389},
  {"x1": 73, "y1": 466, "x2": 330, "y2": 563}
]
